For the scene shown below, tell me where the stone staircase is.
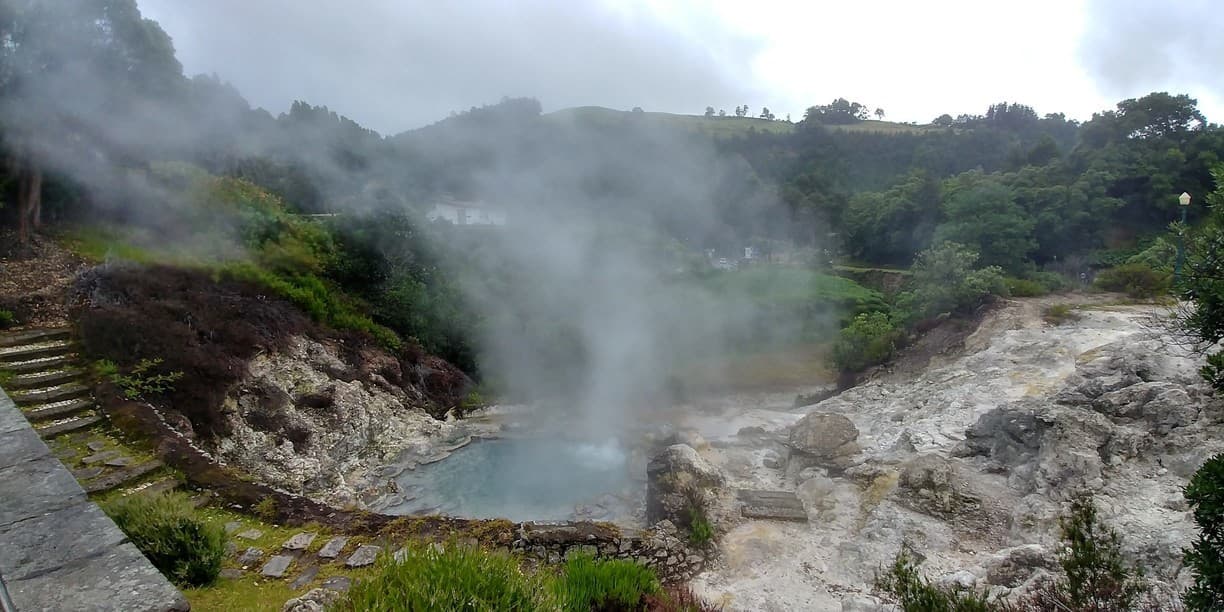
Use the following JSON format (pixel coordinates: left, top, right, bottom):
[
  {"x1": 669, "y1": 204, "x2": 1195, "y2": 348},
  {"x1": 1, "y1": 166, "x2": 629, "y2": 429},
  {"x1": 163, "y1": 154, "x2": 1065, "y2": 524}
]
[{"x1": 0, "y1": 327, "x2": 181, "y2": 499}]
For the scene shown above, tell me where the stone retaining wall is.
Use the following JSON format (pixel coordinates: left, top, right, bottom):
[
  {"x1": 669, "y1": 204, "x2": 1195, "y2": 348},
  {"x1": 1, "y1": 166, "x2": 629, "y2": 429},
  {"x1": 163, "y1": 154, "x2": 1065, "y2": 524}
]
[
  {"x1": 0, "y1": 386, "x2": 187, "y2": 611},
  {"x1": 512, "y1": 520, "x2": 708, "y2": 582}
]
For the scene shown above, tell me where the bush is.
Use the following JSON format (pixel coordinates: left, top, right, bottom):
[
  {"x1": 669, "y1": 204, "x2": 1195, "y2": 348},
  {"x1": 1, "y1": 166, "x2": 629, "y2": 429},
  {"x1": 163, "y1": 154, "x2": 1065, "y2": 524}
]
[
  {"x1": 900, "y1": 242, "x2": 1007, "y2": 323},
  {"x1": 1201, "y1": 351, "x2": 1224, "y2": 393},
  {"x1": 335, "y1": 542, "x2": 559, "y2": 611},
  {"x1": 101, "y1": 492, "x2": 225, "y2": 587},
  {"x1": 832, "y1": 311, "x2": 904, "y2": 372},
  {"x1": 559, "y1": 553, "x2": 661, "y2": 611},
  {"x1": 1185, "y1": 453, "x2": 1224, "y2": 610},
  {"x1": 1004, "y1": 277, "x2": 1047, "y2": 297},
  {"x1": 1030, "y1": 270, "x2": 1071, "y2": 293},
  {"x1": 1094, "y1": 263, "x2": 1170, "y2": 298},
  {"x1": 1050, "y1": 497, "x2": 1145, "y2": 611},
  {"x1": 1042, "y1": 304, "x2": 1079, "y2": 326},
  {"x1": 875, "y1": 549, "x2": 996, "y2": 611}
]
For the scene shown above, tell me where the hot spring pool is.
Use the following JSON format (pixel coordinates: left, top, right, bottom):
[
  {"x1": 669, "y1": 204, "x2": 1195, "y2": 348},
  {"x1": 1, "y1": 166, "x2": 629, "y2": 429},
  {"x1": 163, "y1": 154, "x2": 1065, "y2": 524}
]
[{"x1": 380, "y1": 437, "x2": 641, "y2": 523}]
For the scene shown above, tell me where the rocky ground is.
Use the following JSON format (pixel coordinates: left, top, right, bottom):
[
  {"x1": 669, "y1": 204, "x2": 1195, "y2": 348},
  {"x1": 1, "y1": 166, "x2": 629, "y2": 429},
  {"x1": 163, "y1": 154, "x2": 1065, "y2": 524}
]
[{"x1": 674, "y1": 296, "x2": 1219, "y2": 611}]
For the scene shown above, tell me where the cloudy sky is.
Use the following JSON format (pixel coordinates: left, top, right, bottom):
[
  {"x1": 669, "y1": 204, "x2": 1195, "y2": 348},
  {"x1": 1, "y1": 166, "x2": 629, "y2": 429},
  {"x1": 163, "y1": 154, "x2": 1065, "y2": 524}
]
[{"x1": 138, "y1": 0, "x2": 1223, "y2": 135}]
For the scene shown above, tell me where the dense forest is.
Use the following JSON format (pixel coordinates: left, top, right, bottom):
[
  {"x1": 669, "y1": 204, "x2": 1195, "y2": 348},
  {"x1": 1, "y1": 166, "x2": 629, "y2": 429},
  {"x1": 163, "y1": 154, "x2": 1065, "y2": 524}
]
[{"x1": 1, "y1": 0, "x2": 1222, "y2": 386}]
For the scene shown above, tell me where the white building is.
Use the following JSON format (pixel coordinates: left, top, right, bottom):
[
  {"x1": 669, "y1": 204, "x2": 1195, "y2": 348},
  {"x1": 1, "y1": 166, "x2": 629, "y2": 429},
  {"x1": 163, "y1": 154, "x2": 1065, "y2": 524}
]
[{"x1": 425, "y1": 197, "x2": 507, "y2": 226}]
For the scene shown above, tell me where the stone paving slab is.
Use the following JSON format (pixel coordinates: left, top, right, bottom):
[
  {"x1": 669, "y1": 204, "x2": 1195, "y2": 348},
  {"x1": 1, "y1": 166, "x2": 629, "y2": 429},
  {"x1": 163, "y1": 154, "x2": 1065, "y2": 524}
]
[
  {"x1": 0, "y1": 455, "x2": 87, "y2": 525},
  {"x1": 237, "y1": 528, "x2": 265, "y2": 540},
  {"x1": 345, "y1": 544, "x2": 381, "y2": 567},
  {"x1": 0, "y1": 391, "x2": 29, "y2": 434},
  {"x1": 262, "y1": 554, "x2": 294, "y2": 578},
  {"x1": 738, "y1": 489, "x2": 809, "y2": 522},
  {"x1": 318, "y1": 536, "x2": 349, "y2": 559},
  {"x1": 283, "y1": 532, "x2": 317, "y2": 551},
  {"x1": 0, "y1": 423, "x2": 49, "y2": 466},
  {"x1": 291, "y1": 564, "x2": 319, "y2": 589},
  {"x1": 7, "y1": 542, "x2": 189, "y2": 611},
  {"x1": 0, "y1": 501, "x2": 128, "y2": 581},
  {"x1": 237, "y1": 547, "x2": 265, "y2": 566}
]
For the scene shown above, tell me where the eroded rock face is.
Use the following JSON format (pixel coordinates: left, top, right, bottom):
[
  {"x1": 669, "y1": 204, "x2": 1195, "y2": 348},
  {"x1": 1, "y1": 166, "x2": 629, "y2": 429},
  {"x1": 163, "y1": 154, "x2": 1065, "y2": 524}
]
[
  {"x1": 215, "y1": 336, "x2": 478, "y2": 508},
  {"x1": 646, "y1": 444, "x2": 724, "y2": 524},
  {"x1": 896, "y1": 454, "x2": 981, "y2": 518},
  {"x1": 787, "y1": 412, "x2": 859, "y2": 460}
]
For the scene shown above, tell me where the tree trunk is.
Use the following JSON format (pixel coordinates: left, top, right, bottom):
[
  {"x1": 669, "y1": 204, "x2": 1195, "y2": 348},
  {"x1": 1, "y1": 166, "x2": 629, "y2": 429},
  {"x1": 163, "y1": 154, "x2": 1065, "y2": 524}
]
[{"x1": 15, "y1": 156, "x2": 41, "y2": 245}]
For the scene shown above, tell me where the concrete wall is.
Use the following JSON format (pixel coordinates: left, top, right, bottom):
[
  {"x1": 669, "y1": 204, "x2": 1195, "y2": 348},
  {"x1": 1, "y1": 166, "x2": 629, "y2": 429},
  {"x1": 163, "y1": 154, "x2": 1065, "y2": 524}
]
[{"x1": 0, "y1": 387, "x2": 187, "y2": 611}]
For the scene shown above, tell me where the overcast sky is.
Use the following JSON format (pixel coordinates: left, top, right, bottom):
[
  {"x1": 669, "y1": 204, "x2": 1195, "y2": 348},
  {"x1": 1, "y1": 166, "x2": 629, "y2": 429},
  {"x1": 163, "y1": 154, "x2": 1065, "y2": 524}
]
[{"x1": 138, "y1": 0, "x2": 1224, "y2": 135}]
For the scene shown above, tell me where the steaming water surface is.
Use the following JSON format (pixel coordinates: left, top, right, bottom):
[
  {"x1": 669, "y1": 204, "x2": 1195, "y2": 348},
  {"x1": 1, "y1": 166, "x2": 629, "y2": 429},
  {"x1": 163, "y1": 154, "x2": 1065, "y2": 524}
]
[{"x1": 383, "y1": 437, "x2": 640, "y2": 523}]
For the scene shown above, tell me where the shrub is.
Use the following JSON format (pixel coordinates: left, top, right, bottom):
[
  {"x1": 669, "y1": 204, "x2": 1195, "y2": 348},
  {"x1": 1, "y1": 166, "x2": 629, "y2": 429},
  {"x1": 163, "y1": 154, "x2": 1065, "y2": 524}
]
[
  {"x1": 1201, "y1": 351, "x2": 1224, "y2": 393},
  {"x1": 101, "y1": 492, "x2": 225, "y2": 587},
  {"x1": 1039, "y1": 497, "x2": 1145, "y2": 611},
  {"x1": 1042, "y1": 304, "x2": 1079, "y2": 326},
  {"x1": 1030, "y1": 270, "x2": 1071, "y2": 293},
  {"x1": 1004, "y1": 277, "x2": 1046, "y2": 297},
  {"x1": 110, "y1": 357, "x2": 184, "y2": 400},
  {"x1": 831, "y1": 311, "x2": 904, "y2": 372},
  {"x1": 900, "y1": 242, "x2": 1008, "y2": 322},
  {"x1": 0, "y1": 308, "x2": 13, "y2": 329},
  {"x1": 335, "y1": 542, "x2": 558, "y2": 611},
  {"x1": 1185, "y1": 453, "x2": 1224, "y2": 611},
  {"x1": 1094, "y1": 263, "x2": 1170, "y2": 298},
  {"x1": 875, "y1": 549, "x2": 996, "y2": 612},
  {"x1": 559, "y1": 553, "x2": 661, "y2": 611}
]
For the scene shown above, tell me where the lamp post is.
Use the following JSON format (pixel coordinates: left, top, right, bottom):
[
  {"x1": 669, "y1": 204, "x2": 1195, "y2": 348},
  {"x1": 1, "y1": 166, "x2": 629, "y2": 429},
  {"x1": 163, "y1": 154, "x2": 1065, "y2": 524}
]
[{"x1": 1174, "y1": 191, "x2": 1191, "y2": 286}]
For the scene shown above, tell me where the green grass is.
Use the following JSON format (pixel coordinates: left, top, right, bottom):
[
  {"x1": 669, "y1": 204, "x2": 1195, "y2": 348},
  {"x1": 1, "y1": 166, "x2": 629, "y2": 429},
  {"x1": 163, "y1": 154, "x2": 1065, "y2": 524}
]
[
  {"x1": 101, "y1": 492, "x2": 226, "y2": 587},
  {"x1": 545, "y1": 106, "x2": 795, "y2": 138},
  {"x1": 702, "y1": 267, "x2": 887, "y2": 314},
  {"x1": 558, "y1": 554, "x2": 661, "y2": 612},
  {"x1": 825, "y1": 120, "x2": 939, "y2": 134}
]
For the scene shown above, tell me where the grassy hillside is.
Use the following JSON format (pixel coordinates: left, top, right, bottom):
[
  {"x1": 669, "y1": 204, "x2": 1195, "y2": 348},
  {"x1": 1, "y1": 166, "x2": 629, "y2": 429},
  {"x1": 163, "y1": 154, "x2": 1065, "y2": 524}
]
[
  {"x1": 545, "y1": 106, "x2": 795, "y2": 138},
  {"x1": 545, "y1": 106, "x2": 937, "y2": 139}
]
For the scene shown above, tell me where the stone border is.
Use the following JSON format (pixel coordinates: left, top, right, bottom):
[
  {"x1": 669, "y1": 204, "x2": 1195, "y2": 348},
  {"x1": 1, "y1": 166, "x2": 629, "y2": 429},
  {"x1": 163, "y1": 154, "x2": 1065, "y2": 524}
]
[{"x1": 0, "y1": 386, "x2": 187, "y2": 611}]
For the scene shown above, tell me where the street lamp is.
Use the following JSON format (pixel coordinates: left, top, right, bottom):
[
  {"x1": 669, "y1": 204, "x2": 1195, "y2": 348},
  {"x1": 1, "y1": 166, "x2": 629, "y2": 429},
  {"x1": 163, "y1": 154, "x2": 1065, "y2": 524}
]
[{"x1": 1174, "y1": 191, "x2": 1191, "y2": 285}]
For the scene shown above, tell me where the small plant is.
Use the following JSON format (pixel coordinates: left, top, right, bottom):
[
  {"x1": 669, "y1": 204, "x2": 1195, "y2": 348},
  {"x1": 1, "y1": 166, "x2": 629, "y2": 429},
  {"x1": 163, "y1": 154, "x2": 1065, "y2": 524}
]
[
  {"x1": 110, "y1": 357, "x2": 184, "y2": 400},
  {"x1": 1200, "y1": 351, "x2": 1224, "y2": 392},
  {"x1": 1042, "y1": 304, "x2": 1080, "y2": 325},
  {"x1": 0, "y1": 308, "x2": 14, "y2": 329},
  {"x1": 687, "y1": 505, "x2": 715, "y2": 547},
  {"x1": 252, "y1": 496, "x2": 278, "y2": 522},
  {"x1": 92, "y1": 359, "x2": 119, "y2": 380},
  {"x1": 1184, "y1": 453, "x2": 1224, "y2": 611},
  {"x1": 559, "y1": 553, "x2": 661, "y2": 611},
  {"x1": 875, "y1": 549, "x2": 995, "y2": 612},
  {"x1": 335, "y1": 541, "x2": 559, "y2": 611},
  {"x1": 101, "y1": 492, "x2": 225, "y2": 587}
]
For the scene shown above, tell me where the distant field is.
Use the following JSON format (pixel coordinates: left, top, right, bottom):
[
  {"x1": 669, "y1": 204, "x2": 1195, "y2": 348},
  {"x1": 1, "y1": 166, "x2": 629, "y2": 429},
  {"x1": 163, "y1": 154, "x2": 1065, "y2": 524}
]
[
  {"x1": 545, "y1": 106, "x2": 938, "y2": 138},
  {"x1": 545, "y1": 106, "x2": 795, "y2": 138}
]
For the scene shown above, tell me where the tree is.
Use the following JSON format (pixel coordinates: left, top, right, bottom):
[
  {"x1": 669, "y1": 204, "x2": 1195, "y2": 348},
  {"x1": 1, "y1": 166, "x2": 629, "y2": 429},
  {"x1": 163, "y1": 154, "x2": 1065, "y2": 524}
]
[
  {"x1": 935, "y1": 176, "x2": 1035, "y2": 272},
  {"x1": 1181, "y1": 163, "x2": 1224, "y2": 392},
  {"x1": 704, "y1": 106, "x2": 715, "y2": 118},
  {"x1": 874, "y1": 108, "x2": 885, "y2": 120},
  {"x1": 735, "y1": 105, "x2": 747, "y2": 118},
  {"x1": 631, "y1": 106, "x2": 644, "y2": 113},
  {"x1": 759, "y1": 107, "x2": 774, "y2": 120},
  {"x1": 801, "y1": 98, "x2": 870, "y2": 125},
  {"x1": 718, "y1": 109, "x2": 726, "y2": 117},
  {"x1": 899, "y1": 242, "x2": 1006, "y2": 322},
  {"x1": 932, "y1": 114, "x2": 954, "y2": 127},
  {"x1": 1185, "y1": 453, "x2": 1224, "y2": 610}
]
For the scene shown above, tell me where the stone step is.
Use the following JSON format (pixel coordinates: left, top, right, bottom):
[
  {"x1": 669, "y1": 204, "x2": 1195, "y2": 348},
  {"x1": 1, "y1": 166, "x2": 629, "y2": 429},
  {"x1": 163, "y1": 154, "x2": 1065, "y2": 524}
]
[
  {"x1": 12, "y1": 383, "x2": 90, "y2": 406},
  {"x1": 0, "y1": 328, "x2": 70, "y2": 348},
  {"x1": 0, "y1": 340, "x2": 74, "y2": 363},
  {"x1": 23, "y1": 398, "x2": 95, "y2": 422},
  {"x1": 8, "y1": 369, "x2": 85, "y2": 390},
  {"x1": 36, "y1": 415, "x2": 103, "y2": 438},
  {"x1": 0, "y1": 354, "x2": 76, "y2": 374},
  {"x1": 84, "y1": 460, "x2": 165, "y2": 494},
  {"x1": 129, "y1": 478, "x2": 183, "y2": 497},
  {"x1": 738, "y1": 489, "x2": 809, "y2": 522}
]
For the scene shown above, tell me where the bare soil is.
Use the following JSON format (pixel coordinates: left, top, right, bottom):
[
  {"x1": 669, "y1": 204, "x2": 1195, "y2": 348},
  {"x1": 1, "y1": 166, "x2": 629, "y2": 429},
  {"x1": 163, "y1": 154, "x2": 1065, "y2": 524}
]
[{"x1": 0, "y1": 229, "x2": 89, "y2": 329}]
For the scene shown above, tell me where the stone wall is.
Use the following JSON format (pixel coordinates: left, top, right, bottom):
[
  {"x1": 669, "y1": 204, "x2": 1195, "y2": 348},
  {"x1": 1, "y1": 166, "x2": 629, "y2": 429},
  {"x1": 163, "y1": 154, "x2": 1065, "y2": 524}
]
[
  {"x1": 0, "y1": 386, "x2": 187, "y2": 611},
  {"x1": 511, "y1": 520, "x2": 709, "y2": 582}
]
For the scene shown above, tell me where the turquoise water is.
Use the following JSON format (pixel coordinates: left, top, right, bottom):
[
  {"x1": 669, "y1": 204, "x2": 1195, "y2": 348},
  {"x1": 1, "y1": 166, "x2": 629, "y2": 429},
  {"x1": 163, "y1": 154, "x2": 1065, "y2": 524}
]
[{"x1": 384, "y1": 437, "x2": 639, "y2": 522}]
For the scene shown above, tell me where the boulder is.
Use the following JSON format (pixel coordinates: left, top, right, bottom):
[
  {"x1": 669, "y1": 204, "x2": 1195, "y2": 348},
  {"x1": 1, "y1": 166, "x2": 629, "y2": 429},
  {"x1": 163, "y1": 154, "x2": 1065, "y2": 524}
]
[
  {"x1": 984, "y1": 544, "x2": 1056, "y2": 587},
  {"x1": 788, "y1": 413, "x2": 859, "y2": 460},
  {"x1": 896, "y1": 454, "x2": 980, "y2": 518},
  {"x1": 282, "y1": 588, "x2": 341, "y2": 612},
  {"x1": 646, "y1": 444, "x2": 723, "y2": 524}
]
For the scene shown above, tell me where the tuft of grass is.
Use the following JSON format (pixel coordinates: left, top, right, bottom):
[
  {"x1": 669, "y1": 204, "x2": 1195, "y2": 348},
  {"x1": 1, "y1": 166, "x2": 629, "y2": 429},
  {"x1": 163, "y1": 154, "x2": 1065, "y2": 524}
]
[
  {"x1": 1042, "y1": 304, "x2": 1080, "y2": 326},
  {"x1": 558, "y1": 553, "x2": 661, "y2": 612},
  {"x1": 252, "y1": 496, "x2": 278, "y2": 522},
  {"x1": 334, "y1": 542, "x2": 560, "y2": 611},
  {"x1": 101, "y1": 492, "x2": 226, "y2": 587},
  {"x1": 0, "y1": 308, "x2": 14, "y2": 329}
]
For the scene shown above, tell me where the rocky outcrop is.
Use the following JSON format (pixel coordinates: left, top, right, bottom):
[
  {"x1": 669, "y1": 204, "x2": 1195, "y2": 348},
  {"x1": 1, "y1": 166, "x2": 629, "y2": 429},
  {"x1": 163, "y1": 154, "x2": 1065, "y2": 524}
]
[
  {"x1": 215, "y1": 336, "x2": 484, "y2": 508},
  {"x1": 646, "y1": 444, "x2": 724, "y2": 525},
  {"x1": 787, "y1": 412, "x2": 859, "y2": 462}
]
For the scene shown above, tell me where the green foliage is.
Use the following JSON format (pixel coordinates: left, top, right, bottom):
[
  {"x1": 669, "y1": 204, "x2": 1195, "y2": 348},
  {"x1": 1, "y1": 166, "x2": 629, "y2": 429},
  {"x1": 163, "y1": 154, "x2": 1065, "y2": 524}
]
[
  {"x1": 935, "y1": 178, "x2": 1035, "y2": 273},
  {"x1": 875, "y1": 549, "x2": 996, "y2": 612},
  {"x1": 558, "y1": 553, "x2": 661, "y2": 612},
  {"x1": 1052, "y1": 497, "x2": 1145, "y2": 611},
  {"x1": 687, "y1": 505, "x2": 715, "y2": 548},
  {"x1": 1093, "y1": 263, "x2": 1171, "y2": 298},
  {"x1": 899, "y1": 242, "x2": 1008, "y2": 322},
  {"x1": 109, "y1": 357, "x2": 184, "y2": 401},
  {"x1": 335, "y1": 543, "x2": 559, "y2": 611},
  {"x1": 1185, "y1": 453, "x2": 1224, "y2": 610},
  {"x1": 101, "y1": 492, "x2": 225, "y2": 587},
  {"x1": 1042, "y1": 304, "x2": 1079, "y2": 326},
  {"x1": 1004, "y1": 277, "x2": 1047, "y2": 297},
  {"x1": 1201, "y1": 352, "x2": 1224, "y2": 393},
  {"x1": 92, "y1": 359, "x2": 119, "y2": 379},
  {"x1": 832, "y1": 311, "x2": 904, "y2": 372},
  {"x1": 252, "y1": 496, "x2": 278, "y2": 522},
  {"x1": 0, "y1": 309, "x2": 13, "y2": 329}
]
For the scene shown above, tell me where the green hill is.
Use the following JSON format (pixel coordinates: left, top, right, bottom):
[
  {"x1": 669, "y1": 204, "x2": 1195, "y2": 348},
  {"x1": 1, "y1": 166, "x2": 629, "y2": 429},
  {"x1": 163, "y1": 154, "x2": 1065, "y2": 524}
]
[{"x1": 544, "y1": 106, "x2": 795, "y2": 138}]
